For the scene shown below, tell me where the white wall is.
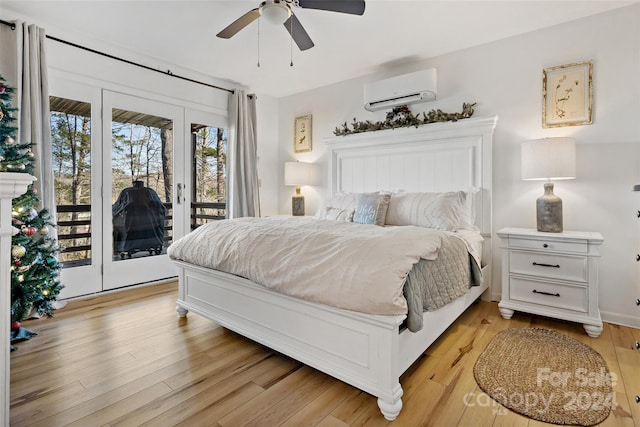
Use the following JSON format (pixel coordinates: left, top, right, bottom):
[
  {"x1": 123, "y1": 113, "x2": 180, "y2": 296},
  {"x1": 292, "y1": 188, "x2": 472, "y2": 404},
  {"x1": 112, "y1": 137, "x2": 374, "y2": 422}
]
[
  {"x1": 277, "y1": 4, "x2": 640, "y2": 328},
  {"x1": 255, "y1": 93, "x2": 279, "y2": 217}
]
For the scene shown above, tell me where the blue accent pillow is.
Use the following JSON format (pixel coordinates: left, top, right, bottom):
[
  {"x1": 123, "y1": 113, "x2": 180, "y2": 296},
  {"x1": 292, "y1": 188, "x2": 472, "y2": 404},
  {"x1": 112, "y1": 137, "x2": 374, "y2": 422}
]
[{"x1": 353, "y1": 193, "x2": 391, "y2": 226}]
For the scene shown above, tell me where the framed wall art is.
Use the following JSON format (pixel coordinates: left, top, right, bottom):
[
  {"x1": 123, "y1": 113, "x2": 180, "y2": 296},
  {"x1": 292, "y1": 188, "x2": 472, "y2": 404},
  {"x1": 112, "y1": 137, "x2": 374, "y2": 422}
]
[
  {"x1": 294, "y1": 114, "x2": 312, "y2": 153},
  {"x1": 543, "y1": 61, "x2": 593, "y2": 128}
]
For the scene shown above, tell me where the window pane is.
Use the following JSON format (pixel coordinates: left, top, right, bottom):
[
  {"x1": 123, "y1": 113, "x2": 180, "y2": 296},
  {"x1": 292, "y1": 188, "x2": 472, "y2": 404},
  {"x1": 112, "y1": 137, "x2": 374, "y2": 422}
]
[
  {"x1": 111, "y1": 109, "x2": 172, "y2": 260},
  {"x1": 50, "y1": 96, "x2": 92, "y2": 268},
  {"x1": 191, "y1": 123, "x2": 227, "y2": 229}
]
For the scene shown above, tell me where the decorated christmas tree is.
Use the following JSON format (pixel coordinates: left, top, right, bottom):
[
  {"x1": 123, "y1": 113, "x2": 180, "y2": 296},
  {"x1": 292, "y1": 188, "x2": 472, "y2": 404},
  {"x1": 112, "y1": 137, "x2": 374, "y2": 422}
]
[{"x1": 0, "y1": 75, "x2": 63, "y2": 347}]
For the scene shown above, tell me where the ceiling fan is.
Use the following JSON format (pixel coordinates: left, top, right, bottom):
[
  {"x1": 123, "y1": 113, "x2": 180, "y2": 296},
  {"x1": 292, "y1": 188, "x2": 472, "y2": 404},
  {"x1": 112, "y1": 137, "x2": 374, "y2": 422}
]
[{"x1": 217, "y1": 0, "x2": 366, "y2": 51}]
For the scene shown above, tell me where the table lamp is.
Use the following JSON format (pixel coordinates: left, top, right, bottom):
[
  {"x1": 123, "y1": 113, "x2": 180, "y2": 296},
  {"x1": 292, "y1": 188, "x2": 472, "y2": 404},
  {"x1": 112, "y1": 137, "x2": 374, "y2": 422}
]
[
  {"x1": 521, "y1": 137, "x2": 576, "y2": 232},
  {"x1": 284, "y1": 161, "x2": 316, "y2": 216}
]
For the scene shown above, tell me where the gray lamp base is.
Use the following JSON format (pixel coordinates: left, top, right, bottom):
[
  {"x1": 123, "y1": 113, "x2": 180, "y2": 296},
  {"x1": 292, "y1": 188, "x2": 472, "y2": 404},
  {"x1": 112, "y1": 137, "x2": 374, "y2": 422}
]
[
  {"x1": 536, "y1": 182, "x2": 563, "y2": 233},
  {"x1": 292, "y1": 195, "x2": 305, "y2": 216}
]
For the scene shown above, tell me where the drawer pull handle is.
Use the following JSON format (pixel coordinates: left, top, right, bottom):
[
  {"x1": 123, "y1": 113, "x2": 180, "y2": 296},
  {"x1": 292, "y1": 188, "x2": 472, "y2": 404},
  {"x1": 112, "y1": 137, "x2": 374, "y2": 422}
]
[
  {"x1": 636, "y1": 254, "x2": 640, "y2": 262},
  {"x1": 532, "y1": 262, "x2": 560, "y2": 268},
  {"x1": 533, "y1": 289, "x2": 560, "y2": 297},
  {"x1": 543, "y1": 243, "x2": 549, "y2": 248}
]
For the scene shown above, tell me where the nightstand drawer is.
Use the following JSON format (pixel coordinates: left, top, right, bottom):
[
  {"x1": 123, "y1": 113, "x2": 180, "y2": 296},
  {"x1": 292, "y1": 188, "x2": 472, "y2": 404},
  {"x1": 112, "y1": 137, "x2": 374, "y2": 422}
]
[
  {"x1": 510, "y1": 251, "x2": 587, "y2": 282},
  {"x1": 509, "y1": 237, "x2": 588, "y2": 254},
  {"x1": 510, "y1": 277, "x2": 588, "y2": 313}
]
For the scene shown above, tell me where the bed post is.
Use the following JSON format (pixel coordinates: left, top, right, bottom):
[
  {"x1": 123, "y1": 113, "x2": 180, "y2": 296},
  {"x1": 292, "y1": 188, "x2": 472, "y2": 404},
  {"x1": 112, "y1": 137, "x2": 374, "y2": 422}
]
[
  {"x1": 175, "y1": 266, "x2": 189, "y2": 317},
  {"x1": 377, "y1": 385, "x2": 404, "y2": 421}
]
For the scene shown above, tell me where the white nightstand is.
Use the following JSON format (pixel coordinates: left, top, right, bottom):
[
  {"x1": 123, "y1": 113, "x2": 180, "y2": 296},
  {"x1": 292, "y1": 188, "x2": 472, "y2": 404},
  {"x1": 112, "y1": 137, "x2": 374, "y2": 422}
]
[{"x1": 497, "y1": 228, "x2": 604, "y2": 337}]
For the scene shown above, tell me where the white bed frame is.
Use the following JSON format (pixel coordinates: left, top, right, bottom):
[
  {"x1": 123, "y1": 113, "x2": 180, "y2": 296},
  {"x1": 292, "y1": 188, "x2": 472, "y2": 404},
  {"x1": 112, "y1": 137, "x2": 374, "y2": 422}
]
[{"x1": 174, "y1": 116, "x2": 497, "y2": 420}]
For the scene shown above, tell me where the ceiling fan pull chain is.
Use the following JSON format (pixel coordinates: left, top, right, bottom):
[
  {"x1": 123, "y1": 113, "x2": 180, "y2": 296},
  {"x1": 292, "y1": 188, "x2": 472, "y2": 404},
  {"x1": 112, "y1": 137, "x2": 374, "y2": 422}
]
[
  {"x1": 257, "y1": 17, "x2": 261, "y2": 68},
  {"x1": 290, "y1": 15, "x2": 294, "y2": 67}
]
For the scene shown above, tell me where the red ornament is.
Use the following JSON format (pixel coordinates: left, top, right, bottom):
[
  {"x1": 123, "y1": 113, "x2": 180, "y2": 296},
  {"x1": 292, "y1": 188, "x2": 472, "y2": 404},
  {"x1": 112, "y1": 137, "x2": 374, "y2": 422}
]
[
  {"x1": 14, "y1": 259, "x2": 21, "y2": 266},
  {"x1": 24, "y1": 226, "x2": 37, "y2": 237},
  {"x1": 11, "y1": 321, "x2": 21, "y2": 331}
]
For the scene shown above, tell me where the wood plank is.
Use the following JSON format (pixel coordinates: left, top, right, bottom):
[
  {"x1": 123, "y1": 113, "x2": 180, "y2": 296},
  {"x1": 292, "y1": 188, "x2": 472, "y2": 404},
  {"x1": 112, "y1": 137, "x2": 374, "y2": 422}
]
[
  {"x1": 330, "y1": 390, "x2": 373, "y2": 425},
  {"x1": 171, "y1": 383, "x2": 265, "y2": 427},
  {"x1": 9, "y1": 282, "x2": 640, "y2": 427},
  {"x1": 615, "y1": 347, "x2": 640, "y2": 424},
  {"x1": 456, "y1": 385, "x2": 498, "y2": 427},
  {"x1": 217, "y1": 366, "x2": 320, "y2": 426},
  {"x1": 280, "y1": 380, "x2": 358, "y2": 427},
  {"x1": 316, "y1": 415, "x2": 350, "y2": 427},
  {"x1": 608, "y1": 323, "x2": 638, "y2": 350},
  {"x1": 108, "y1": 350, "x2": 273, "y2": 426}
]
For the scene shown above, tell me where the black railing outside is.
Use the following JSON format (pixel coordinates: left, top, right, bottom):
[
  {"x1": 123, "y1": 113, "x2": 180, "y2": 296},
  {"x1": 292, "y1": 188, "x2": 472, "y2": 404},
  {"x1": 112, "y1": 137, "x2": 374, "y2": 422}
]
[
  {"x1": 191, "y1": 201, "x2": 226, "y2": 230},
  {"x1": 57, "y1": 204, "x2": 92, "y2": 267},
  {"x1": 55, "y1": 201, "x2": 226, "y2": 268}
]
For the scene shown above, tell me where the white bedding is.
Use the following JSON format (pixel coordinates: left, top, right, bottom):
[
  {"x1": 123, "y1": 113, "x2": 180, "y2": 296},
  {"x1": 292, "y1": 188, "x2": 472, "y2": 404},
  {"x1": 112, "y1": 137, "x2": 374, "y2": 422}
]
[{"x1": 168, "y1": 216, "x2": 451, "y2": 315}]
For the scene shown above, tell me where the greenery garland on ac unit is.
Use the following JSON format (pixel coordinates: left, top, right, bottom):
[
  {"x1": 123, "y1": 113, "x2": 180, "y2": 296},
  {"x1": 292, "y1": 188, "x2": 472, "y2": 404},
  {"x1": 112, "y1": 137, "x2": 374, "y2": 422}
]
[{"x1": 333, "y1": 102, "x2": 476, "y2": 136}]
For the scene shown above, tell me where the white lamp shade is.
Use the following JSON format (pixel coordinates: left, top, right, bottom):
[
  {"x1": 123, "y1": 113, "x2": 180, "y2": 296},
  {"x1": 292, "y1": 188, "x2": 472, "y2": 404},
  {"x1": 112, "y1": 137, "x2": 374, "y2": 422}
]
[
  {"x1": 521, "y1": 137, "x2": 576, "y2": 180},
  {"x1": 284, "y1": 161, "x2": 317, "y2": 186}
]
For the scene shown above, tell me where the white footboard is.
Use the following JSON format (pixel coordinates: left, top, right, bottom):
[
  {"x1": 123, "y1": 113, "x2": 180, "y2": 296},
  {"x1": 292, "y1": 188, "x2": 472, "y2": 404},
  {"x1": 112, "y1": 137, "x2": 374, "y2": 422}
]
[
  {"x1": 174, "y1": 260, "x2": 406, "y2": 420},
  {"x1": 173, "y1": 260, "x2": 489, "y2": 421}
]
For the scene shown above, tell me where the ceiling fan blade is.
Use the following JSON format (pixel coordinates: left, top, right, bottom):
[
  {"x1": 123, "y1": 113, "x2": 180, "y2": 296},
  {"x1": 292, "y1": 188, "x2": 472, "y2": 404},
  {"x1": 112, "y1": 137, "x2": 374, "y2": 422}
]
[
  {"x1": 216, "y1": 8, "x2": 260, "y2": 39},
  {"x1": 297, "y1": 0, "x2": 365, "y2": 15},
  {"x1": 284, "y1": 13, "x2": 315, "y2": 51}
]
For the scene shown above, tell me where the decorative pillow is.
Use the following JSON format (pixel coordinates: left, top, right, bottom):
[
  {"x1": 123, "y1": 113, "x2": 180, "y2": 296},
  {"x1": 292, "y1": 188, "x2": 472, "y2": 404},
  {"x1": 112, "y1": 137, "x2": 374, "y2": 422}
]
[
  {"x1": 325, "y1": 207, "x2": 355, "y2": 222},
  {"x1": 314, "y1": 193, "x2": 359, "y2": 219},
  {"x1": 353, "y1": 193, "x2": 391, "y2": 226},
  {"x1": 385, "y1": 191, "x2": 467, "y2": 231}
]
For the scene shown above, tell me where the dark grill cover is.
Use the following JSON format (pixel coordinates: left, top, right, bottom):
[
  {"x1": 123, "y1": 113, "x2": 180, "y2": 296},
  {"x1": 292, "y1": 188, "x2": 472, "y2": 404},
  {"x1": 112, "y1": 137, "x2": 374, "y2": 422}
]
[{"x1": 112, "y1": 181, "x2": 166, "y2": 255}]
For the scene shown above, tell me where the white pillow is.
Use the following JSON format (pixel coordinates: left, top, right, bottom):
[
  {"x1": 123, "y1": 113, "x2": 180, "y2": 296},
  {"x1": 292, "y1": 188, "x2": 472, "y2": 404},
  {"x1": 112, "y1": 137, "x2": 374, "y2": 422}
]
[
  {"x1": 316, "y1": 192, "x2": 388, "y2": 219},
  {"x1": 385, "y1": 191, "x2": 468, "y2": 231},
  {"x1": 314, "y1": 193, "x2": 359, "y2": 219},
  {"x1": 325, "y1": 207, "x2": 355, "y2": 222},
  {"x1": 458, "y1": 187, "x2": 480, "y2": 231}
]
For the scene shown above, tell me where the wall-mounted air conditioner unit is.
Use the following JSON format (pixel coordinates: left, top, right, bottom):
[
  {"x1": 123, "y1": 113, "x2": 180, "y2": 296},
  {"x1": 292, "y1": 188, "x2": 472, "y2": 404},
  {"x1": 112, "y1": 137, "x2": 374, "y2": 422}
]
[{"x1": 364, "y1": 68, "x2": 437, "y2": 112}]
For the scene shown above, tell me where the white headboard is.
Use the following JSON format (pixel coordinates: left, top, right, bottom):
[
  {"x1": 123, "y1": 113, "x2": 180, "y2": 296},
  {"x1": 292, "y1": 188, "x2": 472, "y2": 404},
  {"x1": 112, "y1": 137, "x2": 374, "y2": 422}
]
[{"x1": 324, "y1": 116, "x2": 498, "y2": 296}]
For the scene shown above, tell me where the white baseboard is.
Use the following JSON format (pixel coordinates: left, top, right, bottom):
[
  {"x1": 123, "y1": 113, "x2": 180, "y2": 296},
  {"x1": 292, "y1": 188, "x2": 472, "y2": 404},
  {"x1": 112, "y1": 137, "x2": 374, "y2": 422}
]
[{"x1": 601, "y1": 310, "x2": 640, "y2": 330}]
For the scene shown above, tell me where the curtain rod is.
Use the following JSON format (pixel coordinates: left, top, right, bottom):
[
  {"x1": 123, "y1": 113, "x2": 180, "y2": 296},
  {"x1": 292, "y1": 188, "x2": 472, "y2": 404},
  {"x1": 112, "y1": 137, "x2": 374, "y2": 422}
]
[{"x1": 0, "y1": 18, "x2": 235, "y2": 94}]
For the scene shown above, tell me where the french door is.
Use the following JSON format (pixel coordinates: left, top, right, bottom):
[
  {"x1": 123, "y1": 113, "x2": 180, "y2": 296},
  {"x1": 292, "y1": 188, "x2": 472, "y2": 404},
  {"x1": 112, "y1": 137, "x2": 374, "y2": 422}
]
[
  {"x1": 51, "y1": 79, "x2": 228, "y2": 297},
  {"x1": 51, "y1": 80, "x2": 103, "y2": 298},
  {"x1": 101, "y1": 91, "x2": 186, "y2": 290},
  {"x1": 51, "y1": 83, "x2": 190, "y2": 297}
]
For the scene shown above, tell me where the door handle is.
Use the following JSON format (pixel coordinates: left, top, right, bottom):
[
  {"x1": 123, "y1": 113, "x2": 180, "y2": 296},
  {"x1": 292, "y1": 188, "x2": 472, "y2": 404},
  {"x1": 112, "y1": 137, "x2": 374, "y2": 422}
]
[{"x1": 177, "y1": 183, "x2": 183, "y2": 205}]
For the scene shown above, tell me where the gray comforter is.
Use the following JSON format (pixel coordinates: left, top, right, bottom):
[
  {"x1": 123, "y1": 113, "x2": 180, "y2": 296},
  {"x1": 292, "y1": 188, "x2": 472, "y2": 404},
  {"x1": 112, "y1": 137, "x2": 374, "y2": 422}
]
[{"x1": 404, "y1": 236, "x2": 482, "y2": 331}]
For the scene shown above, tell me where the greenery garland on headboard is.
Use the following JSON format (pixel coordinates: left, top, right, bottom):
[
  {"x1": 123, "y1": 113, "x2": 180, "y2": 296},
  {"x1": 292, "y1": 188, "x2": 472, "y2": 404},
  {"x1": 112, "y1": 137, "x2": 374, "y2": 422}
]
[{"x1": 333, "y1": 102, "x2": 476, "y2": 136}]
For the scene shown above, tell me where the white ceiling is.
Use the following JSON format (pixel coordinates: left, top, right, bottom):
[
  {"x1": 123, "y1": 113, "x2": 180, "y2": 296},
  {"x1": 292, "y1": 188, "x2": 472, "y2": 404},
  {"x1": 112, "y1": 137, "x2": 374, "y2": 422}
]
[{"x1": 2, "y1": 0, "x2": 635, "y2": 98}]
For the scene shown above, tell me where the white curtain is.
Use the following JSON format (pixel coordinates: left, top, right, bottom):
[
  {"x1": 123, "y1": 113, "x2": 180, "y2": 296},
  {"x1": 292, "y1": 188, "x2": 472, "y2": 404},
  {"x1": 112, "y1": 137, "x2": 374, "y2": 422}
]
[
  {"x1": 227, "y1": 90, "x2": 260, "y2": 218},
  {"x1": 7, "y1": 22, "x2": 56, "y2": 235}
]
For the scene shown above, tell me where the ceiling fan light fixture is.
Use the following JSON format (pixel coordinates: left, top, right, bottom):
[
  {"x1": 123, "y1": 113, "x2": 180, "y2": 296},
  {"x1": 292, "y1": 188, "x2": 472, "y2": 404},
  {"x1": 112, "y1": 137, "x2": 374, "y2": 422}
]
[{"x1": 260, "y1": 2, "x2": 291, "y2": 25}]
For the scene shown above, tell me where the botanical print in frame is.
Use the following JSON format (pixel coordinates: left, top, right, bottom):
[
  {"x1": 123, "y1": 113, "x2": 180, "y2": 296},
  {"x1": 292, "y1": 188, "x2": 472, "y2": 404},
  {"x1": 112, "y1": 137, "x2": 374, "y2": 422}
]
[
  {"x1": 543, "y1": 61, "x2": 593, "y2": 128},
  {"x1": 294, "y1": 114, "x2": 312, "y2": 153}
]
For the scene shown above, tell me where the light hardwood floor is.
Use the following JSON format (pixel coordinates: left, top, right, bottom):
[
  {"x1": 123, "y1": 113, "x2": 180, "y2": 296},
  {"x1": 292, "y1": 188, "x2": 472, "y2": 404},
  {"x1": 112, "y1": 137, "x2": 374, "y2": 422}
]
[{"x1": 10, "y1": 282, "x2": 640, "y2": 426}]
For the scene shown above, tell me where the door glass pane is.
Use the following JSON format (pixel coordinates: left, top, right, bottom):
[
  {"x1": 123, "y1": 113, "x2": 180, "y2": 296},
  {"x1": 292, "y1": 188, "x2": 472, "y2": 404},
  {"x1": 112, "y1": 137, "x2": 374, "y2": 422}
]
[
  {"x1": 50, "y1": 96, "x2": 92, "y2": 267},
  {"x1": 111, "y1": 108, "x2": 172, "y2": 260},
  {"x1": 191, "y1": 123, "x2": 227, "y2": 230}
]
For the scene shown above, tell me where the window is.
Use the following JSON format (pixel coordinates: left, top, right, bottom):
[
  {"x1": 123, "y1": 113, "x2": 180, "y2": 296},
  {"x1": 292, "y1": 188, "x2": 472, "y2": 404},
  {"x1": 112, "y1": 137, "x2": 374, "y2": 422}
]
[
  {"x1": 191, "y1": 123, "x2": 227, "y2": 229},
  {"x1": 50, "y1": 96, "x2": 92, "y2": 267},
  {"x1": 111, "y1": 108, "x2": 173, "y2": 259}
]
